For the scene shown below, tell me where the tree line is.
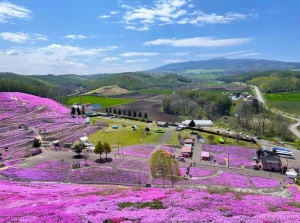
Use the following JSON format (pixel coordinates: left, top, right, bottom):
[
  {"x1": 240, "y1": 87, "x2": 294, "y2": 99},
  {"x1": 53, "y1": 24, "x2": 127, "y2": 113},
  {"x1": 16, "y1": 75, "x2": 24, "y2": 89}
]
[
  {"x1": 106, "y1": 107, "x2": 149, "y2": 120},
  {"x1": 162, "y1": 90, "x2": 232, "y2": 120},
  {"x1": 219, "y1": 70, "x2": 300, "y2": 93}
]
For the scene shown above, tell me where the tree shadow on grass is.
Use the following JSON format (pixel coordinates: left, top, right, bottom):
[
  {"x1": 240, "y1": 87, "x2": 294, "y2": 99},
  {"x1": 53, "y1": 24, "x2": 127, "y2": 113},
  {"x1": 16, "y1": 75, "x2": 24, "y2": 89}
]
[
  {"x1": 95, "y1": 158, "x2": 113, "y2": 164},
  {"x1": 73, "y1": 155, "x2": 84, "y2": 159}
]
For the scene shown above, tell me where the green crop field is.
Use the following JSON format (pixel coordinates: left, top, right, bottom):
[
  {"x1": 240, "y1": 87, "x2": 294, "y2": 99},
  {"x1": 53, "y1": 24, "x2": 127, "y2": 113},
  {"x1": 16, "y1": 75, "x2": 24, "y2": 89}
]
[
  {"x1": 67, "y1": 96, "x2": 135, "y2": 107},
  {"x1": 140, "y1": 89, "x2": 174, "y2": 94},
  {"x1": 265, "y1": 92, "x2": 300, "y2": 115}
]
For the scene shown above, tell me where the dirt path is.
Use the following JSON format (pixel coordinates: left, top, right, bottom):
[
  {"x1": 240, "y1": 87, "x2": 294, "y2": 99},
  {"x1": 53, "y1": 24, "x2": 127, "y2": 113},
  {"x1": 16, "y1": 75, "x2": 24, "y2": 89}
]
[{"x1": 253, "y1": 86, "x2": 300, "y2": 138}]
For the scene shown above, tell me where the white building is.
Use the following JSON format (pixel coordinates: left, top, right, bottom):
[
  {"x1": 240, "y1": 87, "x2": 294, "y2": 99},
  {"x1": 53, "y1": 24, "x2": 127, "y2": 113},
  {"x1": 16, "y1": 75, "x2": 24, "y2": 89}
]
[{"x1": 182, "y1": 120, "x2": 213, "y2": 127}]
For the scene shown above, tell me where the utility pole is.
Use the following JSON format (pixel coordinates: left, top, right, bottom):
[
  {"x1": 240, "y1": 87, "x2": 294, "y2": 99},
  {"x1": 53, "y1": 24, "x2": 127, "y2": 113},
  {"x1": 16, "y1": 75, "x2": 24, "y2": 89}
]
[{"x1": 228, "y1": 153, "x2": 230, "y2": 168}]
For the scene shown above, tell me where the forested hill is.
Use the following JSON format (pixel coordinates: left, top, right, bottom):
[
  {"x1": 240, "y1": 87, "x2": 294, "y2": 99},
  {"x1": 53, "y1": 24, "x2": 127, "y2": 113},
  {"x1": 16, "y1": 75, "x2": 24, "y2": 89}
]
[
  {"x1": 149, "y1": 58, "x2": 300, "y2": 74},
  {"x1": 220, "y1": 70, "x2": 300, "y2": 93},
  {"x1": 83, "y1": 72, "x2": 191, "y2": 90},
  {"x1": 0, "y1": 72, "x2": 191, "y2": 99}
]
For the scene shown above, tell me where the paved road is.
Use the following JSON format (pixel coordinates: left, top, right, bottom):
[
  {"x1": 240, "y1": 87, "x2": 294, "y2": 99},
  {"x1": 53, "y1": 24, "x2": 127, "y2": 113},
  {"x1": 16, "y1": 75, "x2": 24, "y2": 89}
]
[{"x1": 253, "y1": 86, "x2": 300, "y2": 138}]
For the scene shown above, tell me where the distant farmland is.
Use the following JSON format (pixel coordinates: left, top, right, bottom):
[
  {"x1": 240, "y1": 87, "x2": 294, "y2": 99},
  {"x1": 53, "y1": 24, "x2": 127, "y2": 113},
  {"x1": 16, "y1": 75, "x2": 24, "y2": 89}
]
[
  {"x1": 264, "y1": 92, "x2": 300, "y2": 115},
  {"x1": 140, "y1": 89, "x2": 174, "y2": 94},
  {"x1": 67, "y1": 96, "x2": 135, "y2": 107}
]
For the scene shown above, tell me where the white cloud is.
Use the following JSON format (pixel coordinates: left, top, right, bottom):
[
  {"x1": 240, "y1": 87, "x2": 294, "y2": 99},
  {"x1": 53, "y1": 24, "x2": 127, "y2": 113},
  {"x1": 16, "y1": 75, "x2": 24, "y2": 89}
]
[
  {"x1": 197, "y1": 50, "x2": 252, "y2": 57},
  {"x1": 101, "y1": 57, "x2": 119, "y2": 62},
  {"x1": 63, "y1": 34, "x2": 87, "y2": 40},
  {"x1": 39, "y1": 44, "x2": 118, "y2": 56},
  {"x1": 0, "y1": 2, "x2": 32, "y2": 23},
  {"x1": 113, "y1": 0, "x2": 257, "y2": 30},
  {"x1": 197, "y1": 50, "x2": 261, "y2": 58},
  {"x1": 125, "y1": 26, "x2": 150, "y2": 31},
  {"x1": 120, "y1": 52, "x2": 160, "y2": 57},
  {"x1": 163, "y1": 59, "x2": 183, "y2": 63},
  {"x1": 144, "y1": 37, "x2": 251, "y2": 47},
  {"x1": 33, "y1": 34, "x2": 48, "y2": 41},
  {"x1": 98, "y1": 15, "x2": 111, "y2": 19},
  {"x1": 0, "y1": 44, "x2": 123, "y2": 74},
  {"x1": 110, "y1": 11, "x2": 120, "y2": 15},
  {"x1": 239, "y1": 52, "x2": 262, "y2": 57},
  {"x1": 125, "y1": 59, "x2": 149, "y2": 63},
  {"x1": 0, "y1": 32, "x2": 30, "y2": 43},
  {"x1": 0, "y1": 32, "x2": 48, "y2": 43},
  {"x1": 173, "y1": 52, "x2": 190, "y2": 56}
]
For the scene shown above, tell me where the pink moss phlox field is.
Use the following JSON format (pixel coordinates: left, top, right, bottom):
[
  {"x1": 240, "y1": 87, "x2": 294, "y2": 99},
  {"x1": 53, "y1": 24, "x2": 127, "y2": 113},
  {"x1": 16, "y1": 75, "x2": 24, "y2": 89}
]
[
  {"x1": 289, "y1": 186, "x2": 300, "y2": 202},
  {"x1": 34, "y1": 160, "x2": 70, "y2": 170},
  {"x1": 79, "y1": 158, "x2": 124, "y2": 167},
  {"x1": 114, "y1": 145, "x2": 156, "y2": 158},
  {"x1": 4, "y1": 159, "x2": 25, "y2": 166},
  {"x1": 161, "y1": 146, "x2": 177, "y2": 154},
  {"x1": 0, "y1": 180, "x2": 300, "y2": 222},
  {"x1": 0, "y1": 167, "x2": 68, "y2": 181},
  {"x1": 179, "y1": 167, "x2": 216, "y2": 177},
  {"x1": 250, "y1": 176, "x2": 280, "y2": 188},
  {"x1": 70, "y1": 167, "x2": 149, "y2": 184},
  {"x1": 118, "y1": 159, "x2": 150, "y2": 172}
]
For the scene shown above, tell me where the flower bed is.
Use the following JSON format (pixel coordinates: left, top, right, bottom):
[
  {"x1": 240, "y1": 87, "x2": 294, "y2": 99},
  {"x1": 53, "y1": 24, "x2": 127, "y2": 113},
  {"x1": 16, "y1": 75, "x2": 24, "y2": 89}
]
[
  {"x1": 4, "y1": 159, "x2": 25, "y2": 166},
  {"x1": 0, "y1": 167, "x2": 68, "y2": 181},
  {"x1": 1, "y1": 180, "x2": 300, "y2": 222},
  {"x1": 34, "y1": 160, "x2": 70, "y2": 170},
  {"x1": 161, "y1": 146, "x2": 177, "y2": 154},
  {"x1": 289, "y1": 186, "x2": 300, "y2": 202},
  {"x1": 250, "y1": 176, "x2": 280, "y2": 188},
  {"x1": 214, "y1": 153, "x2": 252, "y2": 167},
  {"x1": 179, "y1": 167, "x2": 216, "y2": 177},
  {"x1": 70, "y1": 167, "x2": 149, "y2": 184},
  {"x1": 79, "y1": 158, "x2": 124, "y2": 167},
  {"x1": 118, "y1": 159, "x2": 150, "y2": 172},
  {"x1": 114, "y1": 145, "x2": 156, "y2": 158}
]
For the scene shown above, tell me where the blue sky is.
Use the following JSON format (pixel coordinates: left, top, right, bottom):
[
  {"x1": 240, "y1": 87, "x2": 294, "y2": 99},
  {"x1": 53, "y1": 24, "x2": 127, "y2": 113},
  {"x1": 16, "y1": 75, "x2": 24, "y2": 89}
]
[{"x1": 0, "y1": 0, "x2": 299, "y2": 74}]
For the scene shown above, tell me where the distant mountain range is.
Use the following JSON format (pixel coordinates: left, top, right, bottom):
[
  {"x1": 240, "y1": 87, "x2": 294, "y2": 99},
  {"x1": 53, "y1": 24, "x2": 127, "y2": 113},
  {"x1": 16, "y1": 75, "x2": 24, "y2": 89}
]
[{"x1": 149, "y1": 57, "x2": 300, "y2": 74}]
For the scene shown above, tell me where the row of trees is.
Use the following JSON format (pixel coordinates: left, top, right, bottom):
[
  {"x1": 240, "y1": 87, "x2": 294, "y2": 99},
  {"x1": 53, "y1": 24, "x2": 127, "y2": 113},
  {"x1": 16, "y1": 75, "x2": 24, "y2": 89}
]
[
  {"x1": 70, "y1": 106, "x2": 85, "y2": 116},
  {"x1": 106, "y1": 107, "x2": 148, "y2": 119},
  {"x1": 150, "y1": 150, "x2": 181, "y2": 188}
]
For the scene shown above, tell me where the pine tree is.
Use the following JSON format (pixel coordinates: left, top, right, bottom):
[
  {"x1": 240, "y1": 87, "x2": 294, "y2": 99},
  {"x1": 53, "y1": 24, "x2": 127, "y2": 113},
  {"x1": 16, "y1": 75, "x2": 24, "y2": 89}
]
[
  {"x1": 144, "y1": 112, "x2": 148, "y2": 120},
  {"x1": 128, "y1": 110, "x2": 132, "y2": 117},
  {"x1": 81, "y1": 105, "x2": 85, "y2": 116},
  {"x1": 32, "y1": 138, "x2": 41, "y2": 149},
  {"x1": 71, "y1": 107, "x2": 76, "y2": 115},
  {"x1": 138, "y1": 111, "x2": 142, "y2": 118},
  {"x1": 123, "y1": 110, "x2": 126, "y2": 116},
  {"x1": 106, "y1": 108, "x2": 108, "y2": 113},
  {"x1": 118, "y1": 109, "x2": 121, "y2": 115},
  {"x1": 77, "y1": 107, "x2": 81, "y2": 116},
  {"x1": 189, "y1": 120, "x2": 196, "y2": 128},
  {"x1": 113, "y1": 108, "x2": 117, "y2": 114},
  {"x1": 133, "y1": 111, "x2": 137, "y2": 117},
  {"x1": 109, "y1": 107, "x2": 112, "y2": 113}
]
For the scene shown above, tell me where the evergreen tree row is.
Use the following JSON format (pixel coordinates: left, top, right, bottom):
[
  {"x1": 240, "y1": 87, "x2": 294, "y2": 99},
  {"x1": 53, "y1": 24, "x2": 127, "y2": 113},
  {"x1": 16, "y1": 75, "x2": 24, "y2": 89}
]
[{"x1": 105, "y1": 107, "x2": 148, "y2": 119}]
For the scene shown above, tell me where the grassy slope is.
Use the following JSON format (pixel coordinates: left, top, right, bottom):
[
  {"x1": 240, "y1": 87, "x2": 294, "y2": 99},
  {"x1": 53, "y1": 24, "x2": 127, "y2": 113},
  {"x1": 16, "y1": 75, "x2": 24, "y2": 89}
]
[
  {"x1": 140, "y1": 89, "x2": 174, "y2": 94},
  {"x1": 265, "y1": 92, "x2": 300, "y2": 115},
  {"x1": 84, "y1": 85, "x2": 130, "y2": 96},
  {"x1": 88, "y1": 117, "x2": 163, "y2": 146},
  {"x1": 67, "y1": 96, "x2": 135, "y2": 107}
]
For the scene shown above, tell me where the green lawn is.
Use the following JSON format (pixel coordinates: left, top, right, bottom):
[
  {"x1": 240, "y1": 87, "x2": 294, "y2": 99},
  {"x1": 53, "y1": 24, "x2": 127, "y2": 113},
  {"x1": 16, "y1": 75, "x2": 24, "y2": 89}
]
[
  {"x1": 265, "y1": 92, "x2": 300, "y2": 115},
  {"x1": 87, "y1": 117, "x2": 162, "y2": 146},
  {"x1": 67, "y1": 96, "x2": 135, "y2": 107},
  {"x1": 165, "y1": 129, "x2": 258, "y2": 148},
  {"x1": 139, "y1": 89, "x2": 174, "y2": 94}
]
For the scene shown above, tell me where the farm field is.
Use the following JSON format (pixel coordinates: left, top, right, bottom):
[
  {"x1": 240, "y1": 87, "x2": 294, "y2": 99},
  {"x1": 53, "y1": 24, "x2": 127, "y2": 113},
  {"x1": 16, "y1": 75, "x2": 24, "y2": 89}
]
[
  {"x1": 265, "y1": 92, "x2": 300, "y2": 115},
  {"x1": 67, "y1": 96, "x2": 135, "y2": 107},
  {"x1": 88, "y1": 117, "x2": 163, "y2": 146},
  {"x1": 139, "y1": 89, "x2": 174, "y2": 94},
  {"x1": 83, "y1": 85, "x2": 130, "y2": 96}
]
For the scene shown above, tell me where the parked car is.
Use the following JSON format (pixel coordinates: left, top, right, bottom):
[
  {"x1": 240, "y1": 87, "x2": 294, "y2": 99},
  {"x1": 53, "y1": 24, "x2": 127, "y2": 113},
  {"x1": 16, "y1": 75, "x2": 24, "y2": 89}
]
[{"x1": 177, "y1": 156, "x2": 185, "y2": 161}]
